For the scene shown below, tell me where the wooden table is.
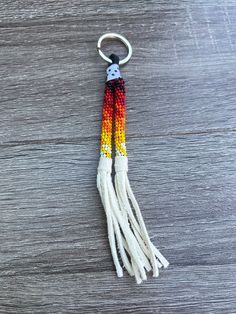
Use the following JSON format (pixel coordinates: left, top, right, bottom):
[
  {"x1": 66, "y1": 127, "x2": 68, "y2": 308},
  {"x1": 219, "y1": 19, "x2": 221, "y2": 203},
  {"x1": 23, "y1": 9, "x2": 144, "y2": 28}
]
[{"x1": 1, "y1": 1, "x2": 236, "y2": 313}]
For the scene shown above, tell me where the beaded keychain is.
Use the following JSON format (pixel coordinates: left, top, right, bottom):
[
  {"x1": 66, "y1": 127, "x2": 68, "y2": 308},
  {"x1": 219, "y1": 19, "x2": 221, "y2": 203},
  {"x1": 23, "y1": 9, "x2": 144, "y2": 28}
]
[{"x1": 96, "y1": 33, "x2": 169, "y2": 284}]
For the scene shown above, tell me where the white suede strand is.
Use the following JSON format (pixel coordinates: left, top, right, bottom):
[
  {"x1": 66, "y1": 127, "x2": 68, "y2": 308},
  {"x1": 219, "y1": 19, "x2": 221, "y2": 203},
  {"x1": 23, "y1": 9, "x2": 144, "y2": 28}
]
[
  {"x1": 107, "y1": 175, "x2": 134, "y2": 276},
  {"x1": 97, "y1": 158, "x2": 123, "y2": 277},
  {"x1": 114, "y1": 156, "x2": 169, "y2": 277},
  {"x1": 114, "y1": 172, "x2": 152, "y2": 272}
]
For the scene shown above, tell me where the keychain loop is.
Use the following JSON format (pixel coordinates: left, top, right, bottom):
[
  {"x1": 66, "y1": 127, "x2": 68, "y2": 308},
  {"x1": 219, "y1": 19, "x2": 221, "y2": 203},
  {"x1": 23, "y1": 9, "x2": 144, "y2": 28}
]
[{"x1": 97, "y1": 33, "x2": 132, "y2": 65}]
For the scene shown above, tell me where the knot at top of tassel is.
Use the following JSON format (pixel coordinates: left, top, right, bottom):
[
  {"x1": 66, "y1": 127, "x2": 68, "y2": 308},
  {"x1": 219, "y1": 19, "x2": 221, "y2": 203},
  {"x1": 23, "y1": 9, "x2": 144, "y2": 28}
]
[
  {"x1": 109, "y1": 54, "x2": 120, "y2": 65},
  {"x1": 115, "y1": 156, "x2": 128, "y2": 172},
  {"x1": 98, "y1": 157, "x2": 112, "y2": 173},
  {"x1": 106, "y1": 54, "x2": 121, "y2": 82}
]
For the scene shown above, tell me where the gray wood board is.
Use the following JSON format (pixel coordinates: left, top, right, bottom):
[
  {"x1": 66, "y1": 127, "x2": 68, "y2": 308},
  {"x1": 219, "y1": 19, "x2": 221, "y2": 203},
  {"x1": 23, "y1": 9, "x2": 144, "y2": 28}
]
[
  {"x1": 1, "y1": 266, "x2": 236, "y2": 314},
  {"x1": 0, "y1": 1, "x2": 236, "y2": 313}
]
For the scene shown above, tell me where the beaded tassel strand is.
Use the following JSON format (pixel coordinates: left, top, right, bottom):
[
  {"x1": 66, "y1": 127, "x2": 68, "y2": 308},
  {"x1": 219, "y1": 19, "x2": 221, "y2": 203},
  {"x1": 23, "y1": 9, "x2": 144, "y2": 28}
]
[{"x1": 97, "y1": 51, "x2": 169, "y2": 284}]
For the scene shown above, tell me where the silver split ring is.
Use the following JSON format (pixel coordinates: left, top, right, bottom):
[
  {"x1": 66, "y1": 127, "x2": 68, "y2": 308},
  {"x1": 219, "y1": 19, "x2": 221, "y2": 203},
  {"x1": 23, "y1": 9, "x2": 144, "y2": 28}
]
[{"x1": 97, "y1": 33, "x2": 132, "y2": 65}]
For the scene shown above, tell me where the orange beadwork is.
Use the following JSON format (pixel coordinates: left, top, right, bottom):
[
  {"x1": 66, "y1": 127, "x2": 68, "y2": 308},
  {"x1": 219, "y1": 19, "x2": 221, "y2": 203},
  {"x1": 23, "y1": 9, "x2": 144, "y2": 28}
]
[
  {"x1": 100, "y1": 78, "x2": 127, "y2": 158},
  {"x1": 100, "y1": 81, "x2": 114, "y2": 158},
  {"x1": 114, "y1": 79, "x2": 127, "y2": 156}
]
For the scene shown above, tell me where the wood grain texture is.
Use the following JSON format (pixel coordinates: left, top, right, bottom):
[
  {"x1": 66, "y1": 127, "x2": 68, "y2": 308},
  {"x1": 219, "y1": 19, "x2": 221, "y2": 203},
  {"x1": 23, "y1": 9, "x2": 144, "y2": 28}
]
[{"x1": 1, "y1": 1, "x2": 236, "y2": 313}]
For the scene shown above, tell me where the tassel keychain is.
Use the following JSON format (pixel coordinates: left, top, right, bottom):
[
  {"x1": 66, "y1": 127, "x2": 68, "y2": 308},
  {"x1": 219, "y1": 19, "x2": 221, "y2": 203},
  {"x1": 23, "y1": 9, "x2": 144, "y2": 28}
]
[{"x1": 96, "y1": 33, "x2": 169, "y2": 283}]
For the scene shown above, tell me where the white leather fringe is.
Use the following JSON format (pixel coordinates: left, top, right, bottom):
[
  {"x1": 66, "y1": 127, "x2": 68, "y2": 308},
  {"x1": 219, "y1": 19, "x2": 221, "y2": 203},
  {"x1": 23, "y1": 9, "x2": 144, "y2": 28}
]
[{"x1": 97, "y1": 156, "x2": 169, "y2": 284}]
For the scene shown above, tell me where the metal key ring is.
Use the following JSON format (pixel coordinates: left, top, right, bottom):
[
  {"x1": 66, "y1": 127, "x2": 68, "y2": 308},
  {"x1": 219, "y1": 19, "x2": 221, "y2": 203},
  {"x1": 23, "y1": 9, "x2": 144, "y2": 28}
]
[{"x1": 97, "y1": 33, "x2": 132, "y2": 65}]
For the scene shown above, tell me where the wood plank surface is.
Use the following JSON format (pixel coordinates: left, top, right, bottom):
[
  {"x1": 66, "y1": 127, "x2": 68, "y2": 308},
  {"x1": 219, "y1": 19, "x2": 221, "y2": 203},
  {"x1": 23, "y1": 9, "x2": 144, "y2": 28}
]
[{"x1": 0, "y1": 1, "x2": 236, "y2": 313}]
